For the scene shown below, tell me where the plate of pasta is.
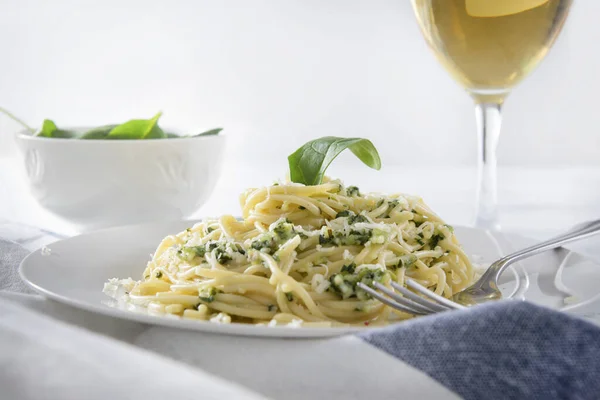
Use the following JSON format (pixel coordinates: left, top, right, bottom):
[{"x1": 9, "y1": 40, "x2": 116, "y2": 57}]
[{"x1": 19, "y1": 137, "x2": 600, "y2": 336}]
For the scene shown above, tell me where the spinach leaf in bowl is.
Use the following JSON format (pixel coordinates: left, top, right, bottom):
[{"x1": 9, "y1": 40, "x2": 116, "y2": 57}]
[
  {"x1": 106, "y1": 112, "x2": 165, "y2": 140},
  {"x1": 79, "y1": 125, "x2": 117, "y2": 140},
  {"x1": 165, "y1": 128, "x2": 224, "y2": 138},
  {"x1": 192, "y1": 128, "x2": 223, "y2": 137},
  {"x1": 1, "y1": 107, "x2": 223, "y2": 140},
  {"x1": 37, "y1": 119, "x2": 78, "y2": 139}
]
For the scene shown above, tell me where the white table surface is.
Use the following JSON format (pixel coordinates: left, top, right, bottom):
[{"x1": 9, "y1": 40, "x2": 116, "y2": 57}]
[
  {"x1": 2, "y1": 156, "x2": 600, "y2": 399},
  {"x1": 2, "y1": 156, "x2": 600, "y2": 253}
]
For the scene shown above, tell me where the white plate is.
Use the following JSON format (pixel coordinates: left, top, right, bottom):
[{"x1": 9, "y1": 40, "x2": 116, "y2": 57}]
[{"x1": 19, "y1": 221, "x2": 600, "y2": 337}]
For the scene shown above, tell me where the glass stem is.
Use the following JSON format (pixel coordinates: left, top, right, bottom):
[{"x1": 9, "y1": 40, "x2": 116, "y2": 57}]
[{"x1": 474, "y1": 102, "x2": 502, "y2": 231}]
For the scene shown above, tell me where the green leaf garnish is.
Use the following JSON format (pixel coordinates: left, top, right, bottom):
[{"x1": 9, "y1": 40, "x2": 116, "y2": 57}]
[
  {"x1": 288, "y1": 137, "x2": 381, "y2": 186},
  {"x1": 106, "y1": 112, "x2": 165, "y2": 140}
]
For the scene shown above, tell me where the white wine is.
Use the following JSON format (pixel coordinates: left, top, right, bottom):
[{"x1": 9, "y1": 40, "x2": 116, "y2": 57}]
[
  {"x1": 411, "y1": 0, "x2": 571, "y2": 229},
  {"x1": 412, "y1": 0, "x2": 572, "y2": 103}
]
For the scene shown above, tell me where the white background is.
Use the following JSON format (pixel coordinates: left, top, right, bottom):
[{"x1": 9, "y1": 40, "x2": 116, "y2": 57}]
[{"x1": 1, "y1": 0, "x2": 598, "y2": 167}]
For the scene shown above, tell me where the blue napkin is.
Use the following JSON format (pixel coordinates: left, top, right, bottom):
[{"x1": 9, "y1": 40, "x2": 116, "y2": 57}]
[
  {"x1": 0, "y1": 239, "x2": 34, "y2": 294},
  {"x1": 2, "y1": 233, "x2": 600, "y2": 399},
  {"x1": 360, "y1": 300, "x2": 600, "y2": 400}
]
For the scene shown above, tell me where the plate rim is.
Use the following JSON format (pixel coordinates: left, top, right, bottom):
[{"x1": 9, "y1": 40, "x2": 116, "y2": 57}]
[
  {"x1": 19, "y1": 219, "x2": 367, "y2": 338},
  {"x1": 18, "y1": 220, "x2": 599, "y2": 338}
]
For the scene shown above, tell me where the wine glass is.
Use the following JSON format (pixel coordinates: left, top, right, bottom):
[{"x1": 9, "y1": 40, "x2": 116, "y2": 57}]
[{"x1": 411, "y1": 0, "x2": 572, "y2": 230}]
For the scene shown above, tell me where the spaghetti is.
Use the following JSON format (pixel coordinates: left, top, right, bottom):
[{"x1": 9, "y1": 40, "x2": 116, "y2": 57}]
[{"x1": 104, "y1": 178, "x2": 475, "y2": 327}]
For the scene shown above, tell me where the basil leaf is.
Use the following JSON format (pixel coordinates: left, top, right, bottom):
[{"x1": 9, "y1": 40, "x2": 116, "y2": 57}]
[
  {"x1": 35, "y1": 119, "x2": 77, "y2": 138},
  {"x1": 8, "y1": 110, "x2": 222, "y2": 140},
  {"x1": 192, "y1": 128, "x2": 223, "y2": 137},
  {"x1": 36, "y1": 119, "x2": 58, "y2": 137},
  {"x1": 106, "y1": 112, "x2": 165, "y2": 140},
  {"x1": 288, "y1": 137, "x2": 381, "y2": 185},
  {"x1": 79, "y1": 125, "x2": 117, "y2": 140}
]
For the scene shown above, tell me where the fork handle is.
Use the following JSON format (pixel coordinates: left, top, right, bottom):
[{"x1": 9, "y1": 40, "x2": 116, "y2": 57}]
[{"x1": 477, "y1": 219, "x2": 600, "y2": 284}]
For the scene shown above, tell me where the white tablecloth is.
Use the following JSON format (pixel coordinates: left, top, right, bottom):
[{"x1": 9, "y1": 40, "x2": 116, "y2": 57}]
[
  {"x1": 2, "y1": 156, "x2": 600, "y2": 236},
  {"x1": 1, "y1": 290, "x2": 460, "y2": 400},
  {"x1": 2, "y1": 157, "x2": 600, "y2": 399}
]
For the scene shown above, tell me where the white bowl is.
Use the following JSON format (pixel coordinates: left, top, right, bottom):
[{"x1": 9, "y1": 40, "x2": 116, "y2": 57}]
[{"x1": 15, "y1": 130, "x2": 225, "y2": 231}]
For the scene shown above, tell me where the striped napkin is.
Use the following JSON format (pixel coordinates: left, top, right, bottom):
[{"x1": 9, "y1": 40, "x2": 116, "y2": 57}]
[
  {"x1": 2, "y1": 224, "x2": 600, "y2": 400},
  {"x1": 360, "y1": 301, "x2": 600, "y2": 399}
]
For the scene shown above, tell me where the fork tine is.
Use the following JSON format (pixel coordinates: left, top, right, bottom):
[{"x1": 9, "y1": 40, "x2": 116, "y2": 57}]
[
  {"x1": 357, "y1": 283, "x2": 428, "y2": 315},
  {"x1": 373, "y1": 282, "x2": 442, "y2": 314},
  {"x1": 405, "y1": 278, "x2": 465, "y2": 310},
  {"x1": 385, "y1": 282, "x2": 450, "y2": 312}
]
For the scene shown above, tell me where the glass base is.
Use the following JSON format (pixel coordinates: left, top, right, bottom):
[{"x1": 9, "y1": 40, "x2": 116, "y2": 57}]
[
  {"x1": 474, "y1": 214, "x2": 501, "y2": 231},
  {"x1": 468, "y1": 88, "x2": 511, "y2": 104}
]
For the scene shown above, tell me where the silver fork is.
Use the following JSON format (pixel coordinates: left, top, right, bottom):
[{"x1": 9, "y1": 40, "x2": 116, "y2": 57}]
[{"x1": 357, "y1": 219, "x2": 600, "y2": 316}]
